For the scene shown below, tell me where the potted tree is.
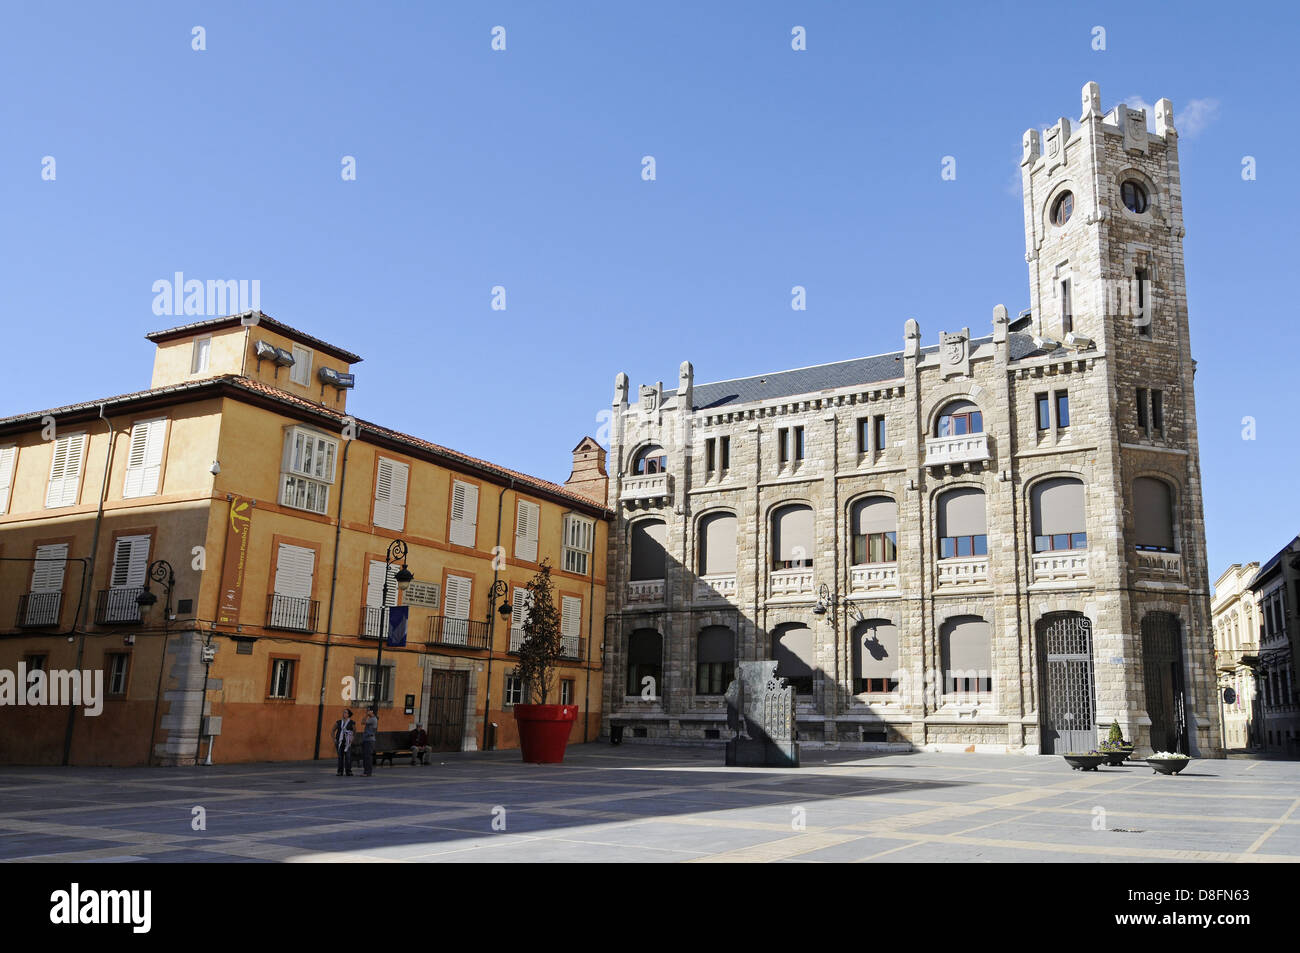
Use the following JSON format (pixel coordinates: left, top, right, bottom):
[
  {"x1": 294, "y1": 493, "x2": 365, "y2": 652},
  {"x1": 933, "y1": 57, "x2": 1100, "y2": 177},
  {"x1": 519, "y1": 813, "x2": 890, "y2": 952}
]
[
  {"x1": 512, "y1": 561, "x2": 579, "y2": 763},
  {"x1": 1098, "y1": 719, "x2": 1135, "y2": 766}
]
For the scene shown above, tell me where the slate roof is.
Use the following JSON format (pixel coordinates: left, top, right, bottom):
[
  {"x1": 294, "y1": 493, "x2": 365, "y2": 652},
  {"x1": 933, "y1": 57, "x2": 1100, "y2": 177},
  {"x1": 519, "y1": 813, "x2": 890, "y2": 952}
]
[
  {"x1": 1249, "y1": 535, "x2": 1300, "y2": 589},
  {"x1": 664, "y1": 332, "x2": 1046, "y2": 411}
]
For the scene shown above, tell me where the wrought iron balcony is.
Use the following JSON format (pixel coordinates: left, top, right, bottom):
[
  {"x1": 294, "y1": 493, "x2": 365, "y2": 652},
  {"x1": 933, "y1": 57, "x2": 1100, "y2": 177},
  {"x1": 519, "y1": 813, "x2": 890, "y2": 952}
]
[
  {"x1": 95, "y1": 588, "x2": 144, "y2": 625},
  {"x1": 694, "y1": 574, "x2": 737, "y2": 602},
  {"x1": 848, "y1": 563, "x2": 898, "y2": 592},
  {"x1": 1031, "y1": 550, "x2": 1089, "y2": 583},
  {"x1": 426, "y1": 615, "x2": 490, "y2": 649},
  {"x1": 620, "y1": 472, "x2": 672, "y2": 504},
  {"x1": 627, "y1": 579, "x2": 665, "y2": 605},
  {"x1": 924, "y1": 432, "x2": 990, "y2": 468},
  {"x1": 935, "y1": 556, "x2": 990, "y2": 587},
  {"x1": 265, "y1": 593, "x2": 319, "y2": 633},
  {"x1": 16, "y1": 592, "x2": 62, "y2": 628}
]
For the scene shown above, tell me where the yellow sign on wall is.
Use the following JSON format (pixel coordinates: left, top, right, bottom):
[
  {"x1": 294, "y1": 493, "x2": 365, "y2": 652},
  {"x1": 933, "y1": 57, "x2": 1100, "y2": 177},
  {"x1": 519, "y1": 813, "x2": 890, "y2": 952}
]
[{"x1": 217, "y1": 496, "x2": 253, "y2": 624}]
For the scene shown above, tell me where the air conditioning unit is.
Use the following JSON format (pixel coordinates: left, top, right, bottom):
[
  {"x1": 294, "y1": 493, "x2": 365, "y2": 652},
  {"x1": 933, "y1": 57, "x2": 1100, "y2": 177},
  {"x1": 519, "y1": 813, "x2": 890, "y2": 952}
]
[
  {"x1": 317, "y1": 366, "x2": 356, "y2": 389},
  {"x1": 254, "y1": 339, "x2": 277, "y2": 360}
]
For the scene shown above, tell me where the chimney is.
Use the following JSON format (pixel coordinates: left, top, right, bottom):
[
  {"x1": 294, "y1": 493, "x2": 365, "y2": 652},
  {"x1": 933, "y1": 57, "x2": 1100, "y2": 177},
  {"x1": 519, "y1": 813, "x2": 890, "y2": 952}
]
[{"x1": 564, "y1": 436, "x2": 609, "y2": 506}]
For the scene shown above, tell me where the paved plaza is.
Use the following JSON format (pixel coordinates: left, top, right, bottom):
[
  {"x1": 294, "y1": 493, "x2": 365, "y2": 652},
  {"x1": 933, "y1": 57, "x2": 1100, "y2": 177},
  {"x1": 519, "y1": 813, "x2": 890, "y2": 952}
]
[{"x1": 1, "y1": 744, "x2": 1298, "y2": 863}]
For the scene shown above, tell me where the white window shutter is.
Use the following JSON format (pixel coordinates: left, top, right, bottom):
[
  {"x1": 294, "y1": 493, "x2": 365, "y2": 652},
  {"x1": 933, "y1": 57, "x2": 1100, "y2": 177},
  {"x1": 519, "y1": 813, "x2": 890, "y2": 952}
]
[
  {"x1": 274, "y1": 543, "x2": 315, "y2": 597},
  {"x1": 366, "y1": 559, "x2": 399, "y2": 607},
  {"x1": 0, "y1": 446, "x2": 16, "y2": 514},
  {"x1": 450, "y1": 480, "x2": 479, "y2": 547},
  {"x1": 373, "y1": 458, "x2": 408, "y2": 531},
  {"x1": 562, "y1": 596, "x2": 581, "y2": 638},
  {"x1": 512, "y1": 586, "x2": 533, "y2": 628},
  {"x1": 31, "y1": 543, "x2": 69, "y2": 592},
  {"x1": 46, "y1": 433, "x2": 86, "y2": 507},
  {"x1": 110, "y1": 535, "x2": 151, "y2": 588},
  {"x1": 444, "y1": 575, "x2": 472, "y2": 619},
  {"x1": 515, "y1": 500, "x2": 539, "y2": 562},
  {"x1": 124, "y1": 418, "x2": 165, "y2": 498}
]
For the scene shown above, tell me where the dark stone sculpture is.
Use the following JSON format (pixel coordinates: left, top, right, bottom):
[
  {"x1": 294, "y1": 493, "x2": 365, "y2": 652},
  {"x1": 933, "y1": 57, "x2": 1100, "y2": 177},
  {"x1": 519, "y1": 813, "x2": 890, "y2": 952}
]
[{"x1": 724, "y1": 661, "x2": 799, "y2": 767}]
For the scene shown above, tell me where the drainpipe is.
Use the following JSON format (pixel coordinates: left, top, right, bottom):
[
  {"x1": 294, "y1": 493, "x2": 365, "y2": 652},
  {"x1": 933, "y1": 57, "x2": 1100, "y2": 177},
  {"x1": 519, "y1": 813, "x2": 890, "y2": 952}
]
[
  {"x1": 582, "y1": 517, "x2": 598, "y2": 742},
  {"x1": 62, "y1": 403, "x2": 113, "y2": 766},
  {"x1": 482, "y1": 478, "x2": 514, "y2": 750},
  {"x1": 314, "y1": 423, "x2": 357, "y2": 759}
]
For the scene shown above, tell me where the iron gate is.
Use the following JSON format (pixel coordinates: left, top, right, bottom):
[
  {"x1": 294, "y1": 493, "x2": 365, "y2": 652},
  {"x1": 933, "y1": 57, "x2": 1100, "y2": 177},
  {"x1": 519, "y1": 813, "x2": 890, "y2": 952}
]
[
  {"x1": 1039, "y1": 613, "x2": 1097, "y2": 754},
  {"x1": 1142, "y1": 612, "x2": 1188, "y2": 753}
]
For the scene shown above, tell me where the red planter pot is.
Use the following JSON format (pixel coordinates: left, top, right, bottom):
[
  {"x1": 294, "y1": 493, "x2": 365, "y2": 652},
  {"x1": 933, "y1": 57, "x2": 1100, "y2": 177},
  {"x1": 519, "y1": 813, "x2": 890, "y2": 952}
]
[{"x1": 513, "y1": 704, "x2": 579, "y2": 763}]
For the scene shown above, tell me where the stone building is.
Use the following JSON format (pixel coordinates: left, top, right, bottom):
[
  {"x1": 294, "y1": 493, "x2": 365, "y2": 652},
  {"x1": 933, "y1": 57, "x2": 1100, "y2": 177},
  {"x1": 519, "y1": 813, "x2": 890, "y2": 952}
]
[
  {"x1": 597, "y1": 83, "x2": 1220, "y2": 757},
  {"x1": 1211, "y1": 562, "x2": 1261, "y2": 750},
  {"x1": 1248, "y1": 536, "x2": 1300, "y2": 754}
]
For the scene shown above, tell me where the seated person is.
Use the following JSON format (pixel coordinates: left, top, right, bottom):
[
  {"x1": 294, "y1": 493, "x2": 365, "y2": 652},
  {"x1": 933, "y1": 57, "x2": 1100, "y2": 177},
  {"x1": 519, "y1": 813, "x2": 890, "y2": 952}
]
[{"x1": 409, "y1": 725, "x2": 430, "y2": 765}]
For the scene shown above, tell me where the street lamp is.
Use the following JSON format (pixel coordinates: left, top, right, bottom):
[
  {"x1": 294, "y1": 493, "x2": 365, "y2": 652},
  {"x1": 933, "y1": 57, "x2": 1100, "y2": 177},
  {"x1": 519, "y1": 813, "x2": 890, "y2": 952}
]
[
  {"x1": 137, "y1": 560, "x2": 175, "y2": 766},
  {"x1": 373, "y1": 539, "x2": 412, "y2": 712},
  {"x1": 481, "y1": 579, "x2": 513, "y2": 750},
  {"x1": 813, "y1": 583, "x2": 863, "y2": 627}
]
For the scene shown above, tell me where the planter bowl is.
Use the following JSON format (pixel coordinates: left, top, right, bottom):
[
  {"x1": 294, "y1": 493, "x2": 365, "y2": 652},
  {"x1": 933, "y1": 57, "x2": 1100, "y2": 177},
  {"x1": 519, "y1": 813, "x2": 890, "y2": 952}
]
[
  {"x1": 1146, "y1": 757, "x2": 1191, "y2": 775},
  {"x1": 1103, "y1": 747, "x2": 1135, "y2": 766},
  {"x1": 1062, "y1": 754, "x2": 1107, "y2": 772},
  {"x1": 513, "y1": 704, "x2": 579, "y2": 764}
]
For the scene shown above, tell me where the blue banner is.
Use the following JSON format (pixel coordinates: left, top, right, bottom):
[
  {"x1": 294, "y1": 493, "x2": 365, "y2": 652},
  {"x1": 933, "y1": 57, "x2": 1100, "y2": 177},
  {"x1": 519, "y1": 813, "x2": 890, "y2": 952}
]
[{"x1": 387, "y1": 605, "x2": 409, "y2": 647}]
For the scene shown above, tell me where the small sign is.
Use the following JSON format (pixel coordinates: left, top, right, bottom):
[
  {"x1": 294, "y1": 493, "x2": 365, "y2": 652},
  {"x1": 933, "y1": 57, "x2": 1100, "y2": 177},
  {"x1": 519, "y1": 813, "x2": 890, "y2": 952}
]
[
  {"x1": 404, "y1": 694, "x2": 415, "y2": 716},
  {"x1": 405, "y1": 581, "x2": 440, "y2": 609}
]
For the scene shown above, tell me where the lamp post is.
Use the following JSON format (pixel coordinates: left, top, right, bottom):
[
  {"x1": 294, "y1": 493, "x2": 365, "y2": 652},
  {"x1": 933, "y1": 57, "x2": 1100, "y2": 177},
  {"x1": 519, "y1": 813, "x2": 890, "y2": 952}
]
[
  {"x1": 136, "y1": 560, "x2": 175, "y2": 766},
  {"x1": 373, "y1": 539, "x2": 414, "y2": 713},
  {"x1": 481, "y1": 578, "x2": 513, "y2": 750}
]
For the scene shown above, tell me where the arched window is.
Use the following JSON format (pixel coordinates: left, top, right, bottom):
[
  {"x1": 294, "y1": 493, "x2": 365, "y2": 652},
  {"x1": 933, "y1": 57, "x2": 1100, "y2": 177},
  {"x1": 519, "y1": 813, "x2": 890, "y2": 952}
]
[
  {"x1": 627, "y1": 629, "x2": 663, "y2": 698},
  {"x1": 940, "y1": 615, "x2": 991, "y2": 694},
  {"x1": 773, "y1": 623, "x2": 816, "y2": 695},
  {"x1": 1051, "y1": 191, "x2": 1074, "y2": 226},
  {"x1": 698, "y1": 512, "x2": 737, "y2": 576},
  {"x1": 632, "y1": 445, "x2": 667, "y2": 475},
  {"x1": 937, "y1": 488, "x2": 987, "y2": 559},
  {"x1": 629, "y1": 519, "x2": 667, "y2": 580},
  {"x1": 1031, "y1": 477, "x2": 1087, "y2": 552},
  {"x1": 936, "y1": 400, "x2": 983, "y2": 437},
  {"x1": 851, "y1": 496, "x2": 898, "y2": 565},
  {"x1": 772, "y1": 504, "x2": 814, "y2": 569},
  {"x1": 854, "y1": 619, "x2": 899, "y2": 694},
  {"x1": 1121, "y1": 180, "x2": 1149, "y2": 213},
  {"x1": 1133, "y1": 477, "x2": 1176, "y2": 552},
  {"x1": 696, "y1": 626, "x2": 734, "y2": 696}
]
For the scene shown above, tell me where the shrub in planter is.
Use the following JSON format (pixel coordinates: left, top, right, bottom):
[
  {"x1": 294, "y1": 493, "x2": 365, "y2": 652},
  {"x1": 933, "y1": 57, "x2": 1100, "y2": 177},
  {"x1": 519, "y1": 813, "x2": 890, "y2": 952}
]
[{"x1": 513, "y1": 561, "x2": 578, "y2": 764}]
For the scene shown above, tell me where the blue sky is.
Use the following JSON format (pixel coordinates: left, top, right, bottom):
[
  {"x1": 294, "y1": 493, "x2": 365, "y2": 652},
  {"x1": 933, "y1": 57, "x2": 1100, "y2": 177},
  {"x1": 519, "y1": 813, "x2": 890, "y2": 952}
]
[{"x1": 1, "y1": 1, "x2": 1295, "y2": 578}]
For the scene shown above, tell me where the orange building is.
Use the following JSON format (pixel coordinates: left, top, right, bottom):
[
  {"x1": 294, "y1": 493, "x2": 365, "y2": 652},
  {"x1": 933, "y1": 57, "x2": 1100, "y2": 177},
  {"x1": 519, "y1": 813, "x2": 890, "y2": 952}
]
[{"x1": 0, "y1": 312, "x2": 609, "y2": 765}]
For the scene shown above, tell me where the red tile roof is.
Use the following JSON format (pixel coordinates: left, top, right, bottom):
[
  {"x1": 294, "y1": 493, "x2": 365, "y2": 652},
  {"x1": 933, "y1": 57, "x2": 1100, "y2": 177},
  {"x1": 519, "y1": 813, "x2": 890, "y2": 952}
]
[{"x1": 145, "y1": 312, "x2": 363, "y2": 364}]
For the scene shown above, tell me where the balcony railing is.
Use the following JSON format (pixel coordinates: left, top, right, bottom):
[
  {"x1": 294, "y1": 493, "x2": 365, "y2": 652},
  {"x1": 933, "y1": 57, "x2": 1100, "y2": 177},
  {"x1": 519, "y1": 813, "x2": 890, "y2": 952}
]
[
  {"x1": 360, "y1": 606, "x2": 387, "y2": 639},
  {"x1": 1031, "y1": 550, "x2": 1089, "y2": 583},
  {"x1": 849, "y1": 563, "x2": 898, "y2": 592},
  {"x1": 627, "y1": 579, "x2": 665, "y2": 605},
  {"x1": 427, "y1": 615, "x2": 490, "y2": 649},
  {"x1": 95, "y1": 588, "x2": 144, "y2": 625},
  {"x1": 266, "y1": 593, "x2": 320, "y2": 633},
  {"x1": 620, "y1": 472, "x2": 672, "y2": 504},
  {"x1": 924, "y1": 432, "x2": 990, "y2": 467},
  {"x1": 769, "y1": 568, "x2": 815, "y2": 598},
  {"x1": 1136, "y1": 550, "x2": 1182, "y2": 579},
  {"x1": 694, "y1": 574, "x2": 737, "y2": 602},
  {"x1": 16, "y1": 592, "x2": 62, "y2": 628},
  {"x1": 935, "y1": 556, "x2": 990, "y2": 587},
  {"x1": 508, "y1": 628, "x2": 583, "y2": 658}
]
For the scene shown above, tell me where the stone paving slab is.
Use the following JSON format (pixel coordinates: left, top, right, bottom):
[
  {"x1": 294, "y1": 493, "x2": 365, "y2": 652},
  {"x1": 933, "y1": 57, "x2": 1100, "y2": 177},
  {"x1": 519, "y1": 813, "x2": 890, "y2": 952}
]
[{"x1": 2, "y1": 744, "x2": 1299, "y2": 863}]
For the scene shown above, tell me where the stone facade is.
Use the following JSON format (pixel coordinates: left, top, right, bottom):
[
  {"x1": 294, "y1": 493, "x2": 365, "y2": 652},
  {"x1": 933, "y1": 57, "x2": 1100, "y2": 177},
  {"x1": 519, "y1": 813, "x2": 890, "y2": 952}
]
[
  {"x1": 1212, "y1": 562, "x2": 1261, "y2": 750},
  {"x1": 1247, "y1": 536, "x2": 1300, "y2": 754},
  {"x1": 597, "y1": 83, "x2": 1222, "y2": 757}
]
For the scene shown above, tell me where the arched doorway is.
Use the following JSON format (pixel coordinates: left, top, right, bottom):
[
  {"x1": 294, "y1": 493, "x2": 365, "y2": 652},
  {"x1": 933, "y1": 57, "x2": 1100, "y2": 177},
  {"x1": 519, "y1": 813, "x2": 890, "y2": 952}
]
[
  {"x1": 1038, "y1": 612, "x2": 1097, "y2": 754},
  {"x1": 1142, "y1": 612, "x2": 1188, "y2": 752}
]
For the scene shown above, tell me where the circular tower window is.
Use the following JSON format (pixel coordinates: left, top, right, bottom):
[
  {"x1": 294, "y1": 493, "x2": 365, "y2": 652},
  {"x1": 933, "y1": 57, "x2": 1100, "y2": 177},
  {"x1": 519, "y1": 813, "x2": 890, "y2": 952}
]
[
  {"x1": 1050, "y1": 191, "x2": 1073, "y2": 226},
  {"x1": 1121, "y1": 180, "x2": 1149, "y2": 213}
]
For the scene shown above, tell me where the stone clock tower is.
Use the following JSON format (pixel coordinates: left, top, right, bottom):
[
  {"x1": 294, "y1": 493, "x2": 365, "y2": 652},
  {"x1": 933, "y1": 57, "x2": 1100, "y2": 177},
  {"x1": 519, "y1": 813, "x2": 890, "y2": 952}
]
[{"x1": 1021, "y1": 82, "x2": 1218, "y2": 755}]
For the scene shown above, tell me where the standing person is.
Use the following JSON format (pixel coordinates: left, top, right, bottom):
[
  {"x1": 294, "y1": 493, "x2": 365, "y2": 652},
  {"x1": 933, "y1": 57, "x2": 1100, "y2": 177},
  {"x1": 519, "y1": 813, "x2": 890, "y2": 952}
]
[
  {"x1": 362, "y1": 707, "x2": 378, "y2": 776},
  {"x1": 409, "y1": 724, "x2": 430, "y2": 765},
  {"x1": 331, "y1": 708, "x2": 355, "y2": 776}
]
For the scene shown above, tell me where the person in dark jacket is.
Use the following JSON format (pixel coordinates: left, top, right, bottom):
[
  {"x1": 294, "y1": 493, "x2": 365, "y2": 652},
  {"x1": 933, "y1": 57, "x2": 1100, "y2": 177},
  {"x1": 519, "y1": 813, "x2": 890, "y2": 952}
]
[
  {"x1": 361, "y1": 707, "x2": 378, "y2": 776},
  {"x1": 409, "y1": 725, "x2": 430, "y2": 765}
]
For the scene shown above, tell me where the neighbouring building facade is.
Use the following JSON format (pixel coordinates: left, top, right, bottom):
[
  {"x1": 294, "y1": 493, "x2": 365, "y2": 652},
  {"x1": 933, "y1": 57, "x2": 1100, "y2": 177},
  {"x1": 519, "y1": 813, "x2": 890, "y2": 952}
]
[
  {"x1": 0, "y1": 312, "x2": 609, "y2": 766},
  {"x1": 1248, "y1": 536, "x2": 1300, "y2": 754},
  {"x1": 600, "y1": 83, "x2": 1220, "y2": 757},
  {"x1": 1212, "y1": 562, "x2": 1261, "y2": 750}
]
